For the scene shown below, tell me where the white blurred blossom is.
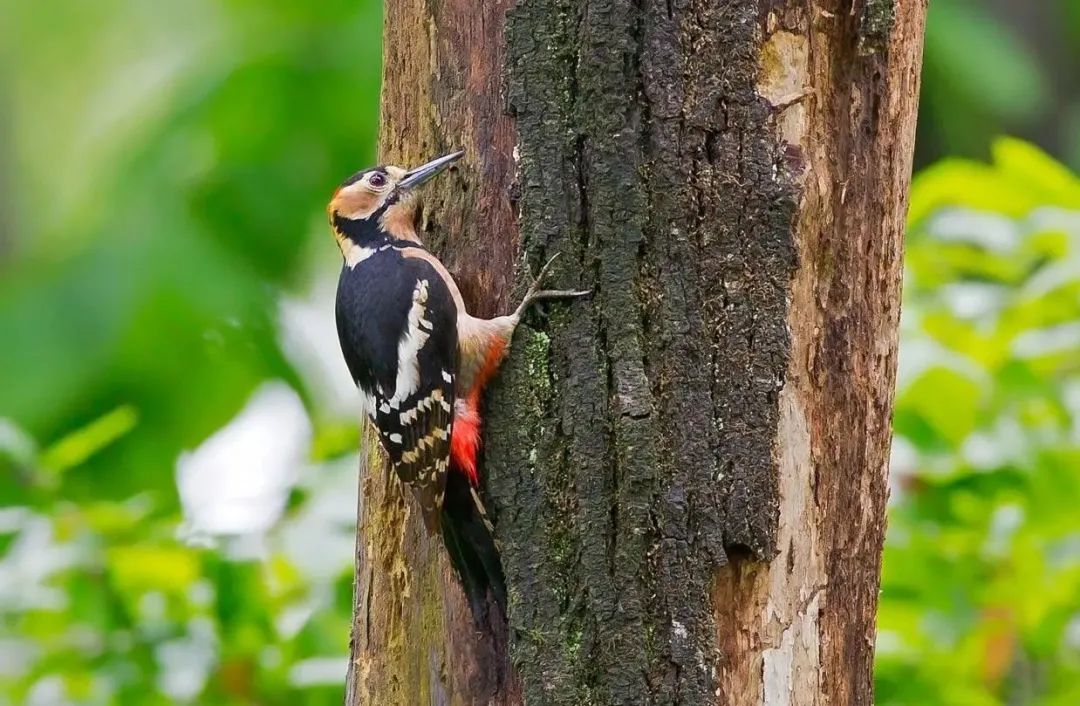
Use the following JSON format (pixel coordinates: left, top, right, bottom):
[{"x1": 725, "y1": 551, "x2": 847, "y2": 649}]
[{"x1": 176, "y1": 381, "x2": 311, "y2": 554}]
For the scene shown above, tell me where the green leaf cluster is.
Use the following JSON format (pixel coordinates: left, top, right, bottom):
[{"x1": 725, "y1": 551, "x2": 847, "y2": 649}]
[
  {"x1": 0, "y1": 1, "x2": 380, "y2": 704},
  {"x1": 879, "y1": 139, "x2": 1080, "y2": 705}
]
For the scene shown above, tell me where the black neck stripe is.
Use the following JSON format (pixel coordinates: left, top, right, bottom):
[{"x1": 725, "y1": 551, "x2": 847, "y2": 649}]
[
  {"x1": 332, "y1": 206, "x2": 389, "y2": 245},
  {"x1": 332, "y1": 209, "x2": 428, "y2": 253}
]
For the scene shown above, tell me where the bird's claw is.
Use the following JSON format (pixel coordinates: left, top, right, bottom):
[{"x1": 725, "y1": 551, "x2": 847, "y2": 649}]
[{"x1": 515, "y1": 253, "x2": 591, "y2": 318}]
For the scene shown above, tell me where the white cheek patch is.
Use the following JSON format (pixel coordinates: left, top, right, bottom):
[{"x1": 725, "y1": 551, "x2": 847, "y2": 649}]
[{"x1": 387, "y1": 279, "x2": 432, "y2": 406}]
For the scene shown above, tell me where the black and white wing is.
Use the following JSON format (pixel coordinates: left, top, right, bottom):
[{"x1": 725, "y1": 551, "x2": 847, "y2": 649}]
[{"x1": 336, "y1": 252, "x2": 457, "y2": 530}]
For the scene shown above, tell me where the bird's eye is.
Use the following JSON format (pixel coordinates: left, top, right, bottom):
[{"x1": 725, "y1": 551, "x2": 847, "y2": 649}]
[{"x1": 368, "y1": 172, "x2": 387, "y2": 188}]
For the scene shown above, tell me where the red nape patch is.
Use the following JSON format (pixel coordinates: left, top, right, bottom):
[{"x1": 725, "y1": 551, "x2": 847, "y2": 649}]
[{"x1": 450, "y1": 396, "x2": 482, "y2": 485}]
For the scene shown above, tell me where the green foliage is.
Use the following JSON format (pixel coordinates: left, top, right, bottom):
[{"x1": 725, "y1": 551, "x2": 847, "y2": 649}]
[
  {"x1": 879, "y1": 139, "x2": 1080, "y2": 704},
  {"x1": 0, "y1": 1, "x2": 380, "y2": 704},
  {"x1": 0, "y1": 0, "x2": 380, "y2": 494},
  {"x1": 917, "y1": 0, "x2": 1080, "y2": 169}
]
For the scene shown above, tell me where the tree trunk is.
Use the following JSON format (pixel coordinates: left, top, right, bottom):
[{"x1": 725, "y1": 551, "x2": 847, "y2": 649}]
[{"x1": 345, "y1": 1, "x2": 927, "y2": 704}]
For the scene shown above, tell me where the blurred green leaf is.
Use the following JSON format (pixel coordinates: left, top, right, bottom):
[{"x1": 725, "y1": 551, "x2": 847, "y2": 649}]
[
  {"x1": 909, "y1": 141, "x2": 1080, "y2": 226},
  {"x1": 897, "y1": 367, "x2": 983, "y2": 446},
  {"x1": 40, "y1": 406, "x2": 138, "y2": 479},
  {"x1": 107, "y1": 545, "x2": 201, "y2": 594},
  {"x1": 991, "y1": 138, "x2": 1080, "y2": 207}
]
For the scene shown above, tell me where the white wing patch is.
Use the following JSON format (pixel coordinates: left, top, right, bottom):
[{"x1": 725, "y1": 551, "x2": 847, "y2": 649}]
[{"x1": 387, "y1": 279, "x2": 432, "y2": 406}]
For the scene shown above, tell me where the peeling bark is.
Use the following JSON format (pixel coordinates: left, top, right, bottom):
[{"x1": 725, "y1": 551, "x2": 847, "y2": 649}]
[{"x1": 346, "y1": 0, "x2": 926, "y2": 704}]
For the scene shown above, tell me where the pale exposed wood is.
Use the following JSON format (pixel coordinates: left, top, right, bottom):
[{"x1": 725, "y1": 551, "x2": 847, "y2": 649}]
[{"x1": 712, "y1": 2, "x2": 925, "y2": 703}]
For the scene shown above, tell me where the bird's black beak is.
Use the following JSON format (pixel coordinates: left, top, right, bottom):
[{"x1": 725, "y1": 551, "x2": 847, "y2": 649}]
[{"x1": 398, "y1": 151, "x2": 464, "y2": 190}]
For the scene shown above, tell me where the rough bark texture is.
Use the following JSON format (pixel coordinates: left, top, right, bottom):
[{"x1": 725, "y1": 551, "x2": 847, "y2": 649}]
[{"x1": 346, "y1": 0, "x2": 926, "y2": 704}]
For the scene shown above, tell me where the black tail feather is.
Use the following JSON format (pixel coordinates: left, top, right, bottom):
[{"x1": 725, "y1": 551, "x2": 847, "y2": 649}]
[{"x1": 440, "y1": 470, "x2": 506, "y2": 623}]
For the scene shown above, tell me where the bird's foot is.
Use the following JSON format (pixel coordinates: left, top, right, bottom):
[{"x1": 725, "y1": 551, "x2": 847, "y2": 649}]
[{"x1": 514, "y1": 253, "x2": 591, "y2": 318}]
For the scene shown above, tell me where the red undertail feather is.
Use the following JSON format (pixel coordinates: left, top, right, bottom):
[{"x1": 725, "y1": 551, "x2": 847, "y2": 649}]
[
  {"x1": 449, "y1": 335, "x2": 509, "y2": 486},
  {"x1": 450, "y1": 396, "x2": 481, "y2": 485}
]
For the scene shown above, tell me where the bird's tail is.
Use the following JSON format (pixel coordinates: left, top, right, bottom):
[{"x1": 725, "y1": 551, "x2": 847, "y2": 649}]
[{"x1": 440, "y1": 467, "x2": 506, "y2": 624}]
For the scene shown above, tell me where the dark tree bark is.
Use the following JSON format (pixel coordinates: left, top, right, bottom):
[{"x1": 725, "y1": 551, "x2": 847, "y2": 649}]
[{"x1": 345, "y1": 1, "x2": 926, "y2": 704}]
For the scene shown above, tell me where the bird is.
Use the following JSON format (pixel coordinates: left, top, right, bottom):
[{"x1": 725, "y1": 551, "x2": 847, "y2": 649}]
[{"x1": 328, "y1": 150, "x2": 587, "y2": 618}]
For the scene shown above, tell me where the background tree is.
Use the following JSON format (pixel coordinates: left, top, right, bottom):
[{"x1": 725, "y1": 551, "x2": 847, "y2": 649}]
[{"x1": 348, "y1": 1, "x2": 927, "y2": 704}]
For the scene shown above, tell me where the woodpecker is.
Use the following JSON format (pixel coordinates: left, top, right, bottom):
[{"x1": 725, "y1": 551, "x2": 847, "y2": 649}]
[{"x1": 329, "y1": 151, "x2": 586, "y2": 617}]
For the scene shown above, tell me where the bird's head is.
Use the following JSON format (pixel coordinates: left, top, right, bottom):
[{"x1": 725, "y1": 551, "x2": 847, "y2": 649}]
[{"x1": 328, "y1": 151, "x2": 463, "y2": 252}]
